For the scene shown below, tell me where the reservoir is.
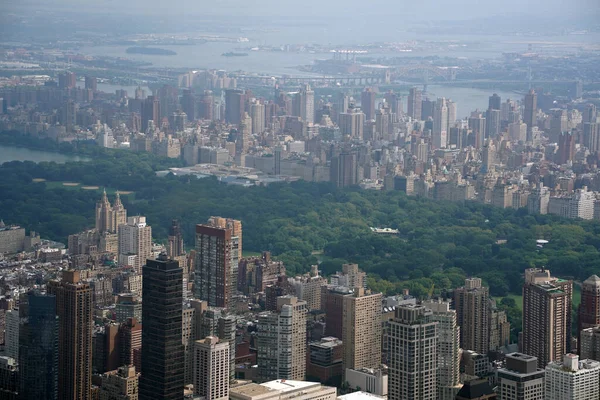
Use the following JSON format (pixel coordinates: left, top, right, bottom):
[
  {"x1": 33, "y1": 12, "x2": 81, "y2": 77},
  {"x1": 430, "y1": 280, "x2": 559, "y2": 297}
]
[{"x1": 0, "y1": 145, "x2": 89, "y2": 164}]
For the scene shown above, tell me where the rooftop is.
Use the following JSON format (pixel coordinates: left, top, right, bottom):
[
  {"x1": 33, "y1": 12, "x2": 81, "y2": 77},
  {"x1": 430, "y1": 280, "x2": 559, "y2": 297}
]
[
  {"x1": 261, "y1": 380, "x2": 320, "y2": 393},
  {"x1": 338, "y1": 392, "x2": 386, "y2": 400}
]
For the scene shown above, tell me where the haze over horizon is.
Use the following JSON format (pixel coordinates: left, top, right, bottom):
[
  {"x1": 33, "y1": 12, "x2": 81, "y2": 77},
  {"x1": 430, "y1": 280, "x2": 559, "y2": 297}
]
[{"x1": 3, "y1": 0, "x2": 599, "y2": 21}]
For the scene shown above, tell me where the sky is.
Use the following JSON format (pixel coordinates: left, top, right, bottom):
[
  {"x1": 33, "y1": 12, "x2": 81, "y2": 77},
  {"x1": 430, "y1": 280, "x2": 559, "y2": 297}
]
[{"x1": 3, "y1": 0, "x2": 599, "y2": 20}]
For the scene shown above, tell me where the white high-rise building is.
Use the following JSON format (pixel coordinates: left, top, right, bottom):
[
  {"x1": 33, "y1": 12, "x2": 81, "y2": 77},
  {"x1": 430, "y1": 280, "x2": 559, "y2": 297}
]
[
  {"x1": 257, "y1": 296, "x2": 307, "y2": 382},
  {"x1": 545, "y1": 354, "x2": 600, "y2": 400},
  {"x1": 497, "y1": 353, "x2": 545, "y2": 400},
  {"x1": 193, "y1": 336, "x2": 230, "y2": 400},
  {"x1": 388, "y1": 304, "x2": 438, "y2": 400},
  {"x1": 251, "y1": 102, "x2": 265, "y2": 135},
  {"x1": 422, "y1": 300, "x2": 461, "y2": 400},
  {"x1": 433, "y1": 98, "x2": 449, "y2": 149},
  {"x1": 4, "y1": 308, "x2": 19, "y2": 360},
  {"x1": 118, "y1": 216, "x2": 152, "y2": 273}
]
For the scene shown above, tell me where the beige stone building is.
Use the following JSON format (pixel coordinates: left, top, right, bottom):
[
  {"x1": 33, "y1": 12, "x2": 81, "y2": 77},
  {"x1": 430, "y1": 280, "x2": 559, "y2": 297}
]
[{"x1": 342, "y1": 288, "x2": 382, "y2": 375}]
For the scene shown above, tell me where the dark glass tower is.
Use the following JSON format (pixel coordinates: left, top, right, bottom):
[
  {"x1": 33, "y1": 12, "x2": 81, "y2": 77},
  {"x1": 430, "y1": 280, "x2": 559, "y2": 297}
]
[
  {"x1": 18, "y1": 291, "x2": 59, "y2": 400},
  {"x1": 139, "y1": 253, "x2": 184, "y2": 400}
]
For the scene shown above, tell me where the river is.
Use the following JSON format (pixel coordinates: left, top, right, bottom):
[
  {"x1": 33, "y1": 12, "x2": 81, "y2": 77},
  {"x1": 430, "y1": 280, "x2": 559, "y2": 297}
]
[{"x1": 0, "y1": 145, "x2": 89, "y2": 164}]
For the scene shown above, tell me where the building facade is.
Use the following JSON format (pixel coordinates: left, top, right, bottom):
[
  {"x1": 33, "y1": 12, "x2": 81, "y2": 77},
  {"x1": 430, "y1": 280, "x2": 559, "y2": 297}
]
[
  {"x1": 47, "y1": 270, "x2": 93, "y2": 400},
  {"x1": 139, "y1": 254, "x2": 184, "y2": 400},
  {"x1": 522, "y1": 268, "x2": 572, "y2": 368},
  {"x1": 387, "y1": 304, "x2": 438, "y2": 400}
]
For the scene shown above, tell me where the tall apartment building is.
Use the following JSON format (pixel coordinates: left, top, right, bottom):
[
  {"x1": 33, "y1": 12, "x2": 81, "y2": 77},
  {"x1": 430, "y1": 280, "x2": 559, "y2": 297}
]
[
  {"x1": 4, "y1": 308, "x2": 18, "y2": 360},
  {"x1": 407, "y1": 87, "x2": 422, "y2": 120},
  {"x1": 167, "y1": 219, "x2": 185, "y2": 259},
  {"x1": 527, "y1": 183, "x2": 550, "y2": 215},
  {"x1": 288, "y1": 265, "x2": 327, "y2": 311},
  {"x1": 578, "y1": 275, "x2": 600, "y2": 348},
  {"x1": 339, "y1": 110, "x2": 365, "y2": 139},
  {"x1": 522, "y1": 268, "x2": 572, "y2": 368},
  {"x1": 118, "y1": 216, "x2": 152, "y2": 274},
  {"x1": 433, "y1": 98, "x2": 449, "y2": 149},
  {"x1": 454, "y1": 278, "x2": 490, "y2": 354},
  {"x1": 47, "y1": 270, "x2": 93, "y2": 400},
  {"x1": 581, "y1": 326, "x2": 600, "y2": 361},
  {"x1": 422, "y1": 300, "x2": 461, "y2": 400},
  {"x1": 139, "y1": 254, "x2": 184, "y2": 400},
  {"x1": 96, "y1": 190, "x2": 127, "y2": 234},
  {"x1": 322, "y1": 285, "x2": 354, "y2": 339},
  {"x1": 387, "y1": 304, "x2": 438, "y2": 400},
  {"x1": 119, "y1": 318, "x2": 142, "y2": 374},
  {"x1": 361, "y1": 87, "x2": 376, "y2": 121},
  {"x1": 523, "y1": 89, "x2": 537, "y2": 142},
  {"x1": 193, "y1": 336, "x2": 230, "y2": 400},
  {"x1": 18, "y1": 291, "x2": 58, "y2": 400},
  {"x1": 292, "y1": 84, "x2": 315, "y2": 124},
  {"x1": 99, "y1": 365, "x2": 139, "y2": 400},
  {"x1": 497, "y1": 353, "x2": 545, "y2": 400},
  {"x1": 342, "y1": 288, "x2": 382, "y2": 374},
  {"x1": 195, "y1": 224, "x2": 233, "y2": 308},
  {"x1": 257, "y1": 296, "x2": 308, "y2": 382},
  {"x1": 545, "y1": 354, "x2": 600, "y2": 400}
]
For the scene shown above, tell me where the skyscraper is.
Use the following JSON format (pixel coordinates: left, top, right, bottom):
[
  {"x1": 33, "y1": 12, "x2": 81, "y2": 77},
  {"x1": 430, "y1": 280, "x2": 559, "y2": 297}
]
[
  {"x1": 194, "y1": 224, "x2": 233, "y2": 308},
  {"x1": 384, "y1": 90, "x2": 401, "y2": 116},
  {"x1": 257, "y1": 296, "x2": 308, "y2": 381},
  {"x1": 58, "y1": 71, "x2": 76, "y2": 89},
  {"x1": 225, "y1": 89, "x2": 245, "y2": 124},
  {"x1": 330, "y1": 152, "x2": 358, "y2": 188},
  {"x1": 47, "y1": 270, "x2": 93, "y2": 400},
  {"x1": 361, "y1": 87, "x2": 376, "y2": 121},
  {"x1": 522, "y1": 268, "x2": 572, "y2": 368},
  {"x1": 250, "y1": 101, "x2": 266, "y2": 135},
  {"x1": 18, "y1": 291, "x2": 59, "y2": 400},
  {"x1": 4, "y1": 308, "x2": 18, "y2": 360},
  {"x1": 335, "y1": 92, "x2": 350, "y2": 122},
  {"x1": 488, "y1": 93, "x2": 501, "y2": 111},
  {"x1": 578, "y1": 275, "x2": 600, "y2": 348},
  {"x1": 454, "y1": 278, "x2": 490, "y2": 354},
  {"x1": 407, "y1": 87, "x2": 422, "y2": 120},
  {"x1": 523, "y1": 89, "x2": 537, "y2": 142},
  {"x1": 236, "y1": 112, "x2": 252, "y2": 156},
  {"x1": 193, "y1": 336, "x2": 230, "y2": 400},
  {"x1": 207, "y1": 216, "x2": 242, "y2": 296},
  {"x1": 545, "y1": 354, "x2": 600, "y2": 400},
  {"x1": 181, "y1": 89, "x2": 196, "y2": 121},
  {"x1": 433, "y1": 98, "x2": 449, "y2": 149},
  {"x1": 141, "y1": 95, "x2": 160, "y2": 133},
  {"x1": 85, "y1": 76, "x2": 97, "y2": 92},
  {"x1": 497, "y1": 353, "x2": 545, "y2": 400},
  {"x1": 167, "y1": 219, "x2": 185, "y2": 259},
  {"x1": 339, "y1": 110, "x2": 365, "y2": 139},
  {"x1": 387, "y1": 304, "x2": 438, "y2": 400},
  {"x1": 422, "y1": 300, "x2": 461, "y2": 400},
  {"x1": 291, "y1": 84, "x2": 315, "y2": 124},
  {"x1": 118, "y1": 216, "x2": 152, "y2": 274},
  {"x1": 468, "y1": 112, "x2": 486, "y2": 149},
  {"x1": 485, "y1": 109, "x2": 501, "y2": 138},
  {"x1": 342, "y1": 288, "x2": 382, "y2": 374},
  {"x1": 139, "y1": 253, "x2": 184, "y2": 400}
]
